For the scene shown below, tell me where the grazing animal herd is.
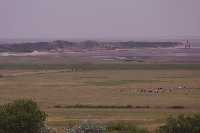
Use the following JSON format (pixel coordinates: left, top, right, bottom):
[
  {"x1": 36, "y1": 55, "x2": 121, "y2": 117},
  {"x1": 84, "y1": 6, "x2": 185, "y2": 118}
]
[
  {"x1": 137, "y1": 87, "x2": 171, "y2": 95},
  {"x1": 119, "y1": 86, "x2": 191, "y2": 96},
  {"x1": 136, "y1": 86, "x2": 191, "y2": 96}
]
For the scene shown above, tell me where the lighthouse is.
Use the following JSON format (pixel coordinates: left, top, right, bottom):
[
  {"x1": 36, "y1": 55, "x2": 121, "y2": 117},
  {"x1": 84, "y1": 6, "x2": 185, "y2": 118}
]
[{"x1": 185, "y1": 40, "x2": 191, "y2": 49}]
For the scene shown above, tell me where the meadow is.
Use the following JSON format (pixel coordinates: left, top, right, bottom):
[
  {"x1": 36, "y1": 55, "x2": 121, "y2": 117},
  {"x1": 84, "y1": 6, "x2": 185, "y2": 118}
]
[{"x1": 0, "y1": 62, "x2": 200, "y2": 132}]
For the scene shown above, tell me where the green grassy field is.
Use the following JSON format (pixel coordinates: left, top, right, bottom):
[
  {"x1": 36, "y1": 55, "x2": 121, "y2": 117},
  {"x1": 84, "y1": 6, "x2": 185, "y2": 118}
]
[{"x1": 0, "y1": 63, "x2": 200, "y2": 132}]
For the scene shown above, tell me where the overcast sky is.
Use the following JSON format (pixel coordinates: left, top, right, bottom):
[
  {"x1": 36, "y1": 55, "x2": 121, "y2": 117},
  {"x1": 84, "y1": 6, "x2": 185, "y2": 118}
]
[{"x1": 0, "y1": 0, "x2": 200, "y2": 39}]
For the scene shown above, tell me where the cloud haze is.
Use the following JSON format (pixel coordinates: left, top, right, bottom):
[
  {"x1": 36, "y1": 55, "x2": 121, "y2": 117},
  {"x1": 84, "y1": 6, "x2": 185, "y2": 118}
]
[{"x1": 0, "y1": 0, "x2": 200, "y2": 39}]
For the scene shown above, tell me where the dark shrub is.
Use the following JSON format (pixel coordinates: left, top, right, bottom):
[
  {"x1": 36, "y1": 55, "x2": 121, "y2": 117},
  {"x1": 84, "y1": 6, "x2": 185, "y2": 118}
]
[
  {"x1": 53, "y1": 105, "x2": 62, "y2": 108},
  {"x1": 168, "y1": 106, "x2": 185, "y2": 109},
  {"x1": 157, "y1": 114, "x2": 200, "y2": 133},
  {"x1": 0, "y1": 99, "x2": 47, "y2": 133}
]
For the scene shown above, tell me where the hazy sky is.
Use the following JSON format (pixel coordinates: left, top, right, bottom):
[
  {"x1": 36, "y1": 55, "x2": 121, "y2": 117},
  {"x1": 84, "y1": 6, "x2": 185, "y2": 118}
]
[{"x1": 0, "y1": 0, "x2": 200, "y2": 39}]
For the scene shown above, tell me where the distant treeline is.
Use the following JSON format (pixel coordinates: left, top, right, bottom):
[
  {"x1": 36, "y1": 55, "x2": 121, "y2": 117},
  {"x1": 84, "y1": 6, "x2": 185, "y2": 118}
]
[{"x1": 0, "y1": 40, "x2": 181, "y2": 52}]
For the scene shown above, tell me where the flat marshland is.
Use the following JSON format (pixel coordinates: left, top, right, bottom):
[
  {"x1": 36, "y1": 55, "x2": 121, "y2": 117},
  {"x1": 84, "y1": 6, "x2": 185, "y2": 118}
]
[{"x1": 0, "y1": 63, "x2": 200, "y2": 132}]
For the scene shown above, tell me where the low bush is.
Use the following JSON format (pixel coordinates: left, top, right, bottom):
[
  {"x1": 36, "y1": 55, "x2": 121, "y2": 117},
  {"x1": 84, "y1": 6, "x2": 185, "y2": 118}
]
[
  {"x1": 107, "y1": 122, "x2": 149, "y2": 133},
  {"x1": 157, "y1": 114, "x2": 200, "y2": 133},
  {"x1": 65, "y1": 122, "x2": 106, "y2": 133},
  {"x1": 65, "y1": 122, "x2": 149, "y2": 133}
]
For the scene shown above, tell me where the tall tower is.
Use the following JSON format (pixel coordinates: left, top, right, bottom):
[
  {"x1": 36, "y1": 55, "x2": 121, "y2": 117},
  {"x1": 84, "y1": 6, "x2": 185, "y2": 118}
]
[{"x1": 185, "y1": 40, "x2": 191, "y2": 49}]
